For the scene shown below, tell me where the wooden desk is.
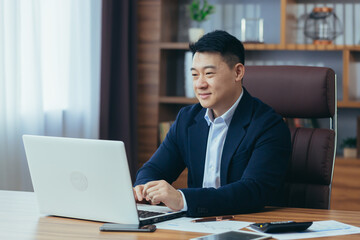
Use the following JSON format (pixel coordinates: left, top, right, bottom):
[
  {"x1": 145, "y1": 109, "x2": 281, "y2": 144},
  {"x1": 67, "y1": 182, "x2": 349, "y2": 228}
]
[{"x1": 1, "y1": 190, "x2": 360, "y2": 240}]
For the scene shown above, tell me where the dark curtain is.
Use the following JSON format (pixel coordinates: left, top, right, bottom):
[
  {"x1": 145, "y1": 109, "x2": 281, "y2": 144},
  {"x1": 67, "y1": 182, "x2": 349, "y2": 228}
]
[{"x1": 100, "y1": 0, "x2": 138, "y2": 181}]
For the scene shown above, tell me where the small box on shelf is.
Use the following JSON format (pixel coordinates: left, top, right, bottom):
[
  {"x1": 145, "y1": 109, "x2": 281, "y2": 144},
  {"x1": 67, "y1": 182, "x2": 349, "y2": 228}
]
[{"x1": 340, "y1": 137, "x2": 357, "y2": 158}]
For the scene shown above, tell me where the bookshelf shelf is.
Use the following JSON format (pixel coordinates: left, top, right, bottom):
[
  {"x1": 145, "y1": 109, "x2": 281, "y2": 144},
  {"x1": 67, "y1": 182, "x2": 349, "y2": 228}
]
[
  {"x1": 337, "y1": 101, "x2": 360, "y2": 108},
  {"x1": 159, "y1": 42, "x2": 189, "y2": 50},
  {"x1": 159, "y1": 42, "x2": 360, "y2": 51},
  {"x1": 159, "y1": 96, "x2": 198, "y2": 104},
  {"x1": 335, "y1": 157, "x2": 360, "y2": 162},
  {"x1": 281, "y1": 44, "x2": 360, "y2": 51},
  {"x1": 159, "y1": 98, "x2": 360, "y2": 109}
]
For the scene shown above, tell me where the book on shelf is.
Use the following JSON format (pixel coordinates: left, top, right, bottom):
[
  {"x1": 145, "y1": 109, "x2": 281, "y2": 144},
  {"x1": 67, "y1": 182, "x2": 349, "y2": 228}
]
[
  {"x1": 184, "y1": 51, "x2": 195, "y2": 98},
  {"x1": 357, "y1": 116, "x2": 360, "y2": 158},
  {"x1": 159, "y1": 121, "x2": 174, "y2": 144}
]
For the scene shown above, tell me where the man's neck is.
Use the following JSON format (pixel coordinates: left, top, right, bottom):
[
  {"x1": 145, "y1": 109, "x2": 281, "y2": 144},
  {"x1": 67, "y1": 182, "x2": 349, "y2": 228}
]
[{"x1": 212, "y1": 89, "x2": 243, "y2": 118}]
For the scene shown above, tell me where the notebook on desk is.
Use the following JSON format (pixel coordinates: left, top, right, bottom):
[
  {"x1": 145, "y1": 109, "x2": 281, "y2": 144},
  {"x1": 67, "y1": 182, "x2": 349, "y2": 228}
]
[{"x1": 22, "y1": 135, "x2": 185, "y2": 226}]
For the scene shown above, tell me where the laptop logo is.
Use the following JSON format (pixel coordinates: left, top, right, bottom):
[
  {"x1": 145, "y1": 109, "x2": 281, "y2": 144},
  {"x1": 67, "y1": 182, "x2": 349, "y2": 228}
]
[{"x1": 70, "y1": 172, "x2": 88, "y2": 191}]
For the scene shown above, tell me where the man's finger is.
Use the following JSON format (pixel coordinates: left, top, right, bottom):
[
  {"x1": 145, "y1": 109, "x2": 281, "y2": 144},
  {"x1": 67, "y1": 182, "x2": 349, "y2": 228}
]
[
  {"x1": 133, "y1": 188, "x2": 138, "y2": 201},
  {"x1": 149, "y1": 190, "x2": 164, "y2": 205},
  {"x1": 142, "y1": 181, "x2": 161, "y2": 197},
  {"x1": 134, "y1": 185, "x2": 144, "y2": 201}
]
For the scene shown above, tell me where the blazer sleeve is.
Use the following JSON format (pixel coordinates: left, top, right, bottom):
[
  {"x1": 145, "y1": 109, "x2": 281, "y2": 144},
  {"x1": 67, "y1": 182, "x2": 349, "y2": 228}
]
[
  {"x1": 134, "y1": 108, "x2": 186, "y2": 186},
  {"x1": 181, "y1": 116, "x2": 291, "y2": 217}
]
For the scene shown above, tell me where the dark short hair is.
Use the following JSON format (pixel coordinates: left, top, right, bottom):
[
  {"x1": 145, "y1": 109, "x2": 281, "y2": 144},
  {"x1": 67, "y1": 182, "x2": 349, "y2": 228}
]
[{"x1": 189, "y1": 30, "x2": 245, "y2": 66}]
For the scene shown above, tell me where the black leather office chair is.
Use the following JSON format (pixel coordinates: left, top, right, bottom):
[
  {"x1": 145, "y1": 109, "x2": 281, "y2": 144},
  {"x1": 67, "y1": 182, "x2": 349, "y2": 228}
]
[{"x1": 243, "y1": 66, "x2": 337, "y2": 209}]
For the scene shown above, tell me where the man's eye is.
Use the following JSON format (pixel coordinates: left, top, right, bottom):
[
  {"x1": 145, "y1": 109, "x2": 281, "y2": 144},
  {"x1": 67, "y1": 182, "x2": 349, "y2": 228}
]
[
  {"x1": 206, "y1": 72, "x2": 214, "y2": 75},
  {"x1": 192, "y1": 73, "x2": 198, "y2": 77}
]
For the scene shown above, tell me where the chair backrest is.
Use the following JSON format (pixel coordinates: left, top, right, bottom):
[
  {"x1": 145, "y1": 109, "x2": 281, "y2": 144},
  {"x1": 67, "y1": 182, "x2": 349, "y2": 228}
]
[{"x1": 243, "y1": 66, "x2": 337, "y2": 209}]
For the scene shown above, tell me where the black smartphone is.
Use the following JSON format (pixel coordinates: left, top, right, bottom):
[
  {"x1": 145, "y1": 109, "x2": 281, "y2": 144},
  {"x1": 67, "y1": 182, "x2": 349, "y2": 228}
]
[{"x1": 99, "y1": 223, "x2": 156, "y2": 232}]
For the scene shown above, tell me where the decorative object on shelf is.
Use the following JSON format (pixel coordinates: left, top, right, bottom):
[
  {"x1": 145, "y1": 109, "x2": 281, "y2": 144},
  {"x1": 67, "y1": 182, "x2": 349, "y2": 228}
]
[
  {"x1": 188, "y1": 28, "x2": 205, "y2": 43},
  {"x1": 240, "y1": 18, "x2": 264, "y2": 43},
  {"x1": 341, "y1": 137, "x2": 357, "y2": 158},
  {"x1": 304, "y1": 7, "x2": 343, "y2": 45},
  {"x1": 187, "y1": 0, "x2": 215, "y2": 43},
  {"x1": 285, "y1": 118, "x2": 318, "y2": 128},
  {"x1": 184, "y1": 51, "x2": 196, "y2": 98}
]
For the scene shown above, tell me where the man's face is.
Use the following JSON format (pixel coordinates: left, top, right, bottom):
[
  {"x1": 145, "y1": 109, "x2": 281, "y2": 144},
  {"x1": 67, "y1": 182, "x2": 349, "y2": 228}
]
[{"x1": 191, "y1": 52, "x2": 244, "y2": 118}]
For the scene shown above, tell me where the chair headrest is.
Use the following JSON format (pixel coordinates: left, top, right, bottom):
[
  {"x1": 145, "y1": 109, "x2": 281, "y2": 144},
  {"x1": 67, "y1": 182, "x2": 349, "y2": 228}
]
[{"x1": 243, "y1": 66, "x2": 336, "y2": 118}]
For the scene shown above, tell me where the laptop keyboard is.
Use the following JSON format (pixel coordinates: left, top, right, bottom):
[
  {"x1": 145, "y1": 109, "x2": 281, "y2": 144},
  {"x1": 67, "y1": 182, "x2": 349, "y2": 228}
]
[{"x1": 138, "y1": 210, "x2": 166, "y2": 218}]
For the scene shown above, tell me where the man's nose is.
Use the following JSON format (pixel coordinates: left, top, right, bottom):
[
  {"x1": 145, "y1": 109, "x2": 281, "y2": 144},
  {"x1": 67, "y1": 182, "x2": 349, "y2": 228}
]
[{"x1": 195, "y1": 75, "x2": 207, "y2": 88}]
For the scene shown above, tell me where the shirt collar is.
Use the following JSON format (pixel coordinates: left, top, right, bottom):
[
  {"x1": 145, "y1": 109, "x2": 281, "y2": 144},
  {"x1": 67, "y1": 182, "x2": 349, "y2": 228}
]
[{"x1": 204, "y1": 89, "x2": 244, "y2": 126}]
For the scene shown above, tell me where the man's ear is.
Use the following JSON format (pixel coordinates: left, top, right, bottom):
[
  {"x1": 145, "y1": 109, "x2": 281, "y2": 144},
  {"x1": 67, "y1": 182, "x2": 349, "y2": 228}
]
[{"x1": 234, "y1": 63, "x2": 245, "y2": 83}]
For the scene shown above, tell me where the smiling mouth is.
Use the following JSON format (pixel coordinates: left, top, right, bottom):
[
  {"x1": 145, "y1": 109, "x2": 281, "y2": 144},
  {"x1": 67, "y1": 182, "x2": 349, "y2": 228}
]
[{"x1": 198, "y1": 93, "x2": 211, "y2": 99}]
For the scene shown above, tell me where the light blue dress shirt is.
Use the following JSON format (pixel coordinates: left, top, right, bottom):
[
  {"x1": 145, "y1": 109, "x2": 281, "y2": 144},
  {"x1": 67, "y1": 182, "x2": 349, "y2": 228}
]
[{"x1": 179, "y1": 90, "x2": 243, "y2": 211}]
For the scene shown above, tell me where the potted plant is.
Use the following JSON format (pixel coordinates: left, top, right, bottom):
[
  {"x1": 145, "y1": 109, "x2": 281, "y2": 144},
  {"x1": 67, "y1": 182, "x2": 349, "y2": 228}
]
[
  {"x1": 341, "y1": 137, "x2": 357, "y2": 158},
  {"x1": 188, "y1": 0, "x2": 215, "y2": 42}
]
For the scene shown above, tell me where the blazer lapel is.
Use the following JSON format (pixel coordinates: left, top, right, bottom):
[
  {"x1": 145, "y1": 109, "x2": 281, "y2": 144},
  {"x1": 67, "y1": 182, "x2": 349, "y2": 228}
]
[
  {"x1": 188, "y1": 108, "x2": 209, "y2": 187},
  {"x1": 220, "y1": 89, "x2": 253, "y2": 185}
]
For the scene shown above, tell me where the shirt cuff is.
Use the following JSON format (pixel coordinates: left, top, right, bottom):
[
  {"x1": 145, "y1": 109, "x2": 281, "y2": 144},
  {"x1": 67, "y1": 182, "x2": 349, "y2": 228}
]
[{"x1": 178, "y1": 190, "x2": 188, "y2": 211}]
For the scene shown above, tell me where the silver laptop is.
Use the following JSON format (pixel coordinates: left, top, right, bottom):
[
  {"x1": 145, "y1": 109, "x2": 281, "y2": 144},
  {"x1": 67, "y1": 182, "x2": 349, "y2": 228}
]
[{"x1": 22, "y1": 135, "x2": 184, "y2": 226}]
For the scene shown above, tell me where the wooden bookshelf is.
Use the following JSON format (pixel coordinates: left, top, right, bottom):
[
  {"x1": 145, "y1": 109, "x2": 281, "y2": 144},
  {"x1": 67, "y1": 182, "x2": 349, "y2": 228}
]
[
  {"x1": 137, "y1": 0, "x2": 360, "y2": 162},
  {"x1": 137, "y1": 0, "x2": 360, "y2": 206}
]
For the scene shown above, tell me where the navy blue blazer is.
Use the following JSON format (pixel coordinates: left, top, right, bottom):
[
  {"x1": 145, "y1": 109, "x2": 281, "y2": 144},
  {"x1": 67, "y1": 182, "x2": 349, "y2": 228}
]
[{"x1": 135, "y1": 88, "x2": 291, "y2": 217}]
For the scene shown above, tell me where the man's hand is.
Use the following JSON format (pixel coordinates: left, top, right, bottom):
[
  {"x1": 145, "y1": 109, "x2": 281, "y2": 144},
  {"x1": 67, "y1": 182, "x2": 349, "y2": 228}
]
[{"x1": 133, "y1": 180, "x2": 184, "y2": 211}]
